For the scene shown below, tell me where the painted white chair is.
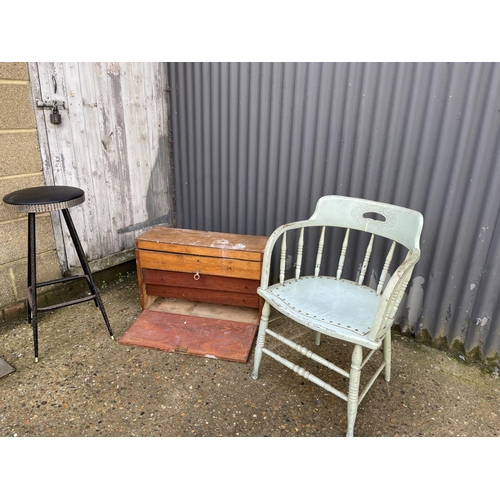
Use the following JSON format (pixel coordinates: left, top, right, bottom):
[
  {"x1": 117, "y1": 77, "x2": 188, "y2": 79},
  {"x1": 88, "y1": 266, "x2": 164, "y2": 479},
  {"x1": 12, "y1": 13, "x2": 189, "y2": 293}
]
[{"x1": 251, "y1": 195, "x2": 423, "y2": 436}]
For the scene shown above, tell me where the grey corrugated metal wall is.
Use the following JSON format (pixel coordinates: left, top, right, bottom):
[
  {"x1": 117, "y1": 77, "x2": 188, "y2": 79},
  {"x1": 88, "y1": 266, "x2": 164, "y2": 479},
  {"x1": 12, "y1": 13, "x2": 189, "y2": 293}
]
[{"x1": 166, "y1": 62, "x2": 500, "y2": 364}]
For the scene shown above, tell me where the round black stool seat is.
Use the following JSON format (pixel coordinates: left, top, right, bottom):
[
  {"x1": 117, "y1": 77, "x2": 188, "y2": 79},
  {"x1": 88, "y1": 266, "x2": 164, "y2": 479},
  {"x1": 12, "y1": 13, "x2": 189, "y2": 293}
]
[{"x1": 3, "y1": 186, "x2": 85, "y2": 213}]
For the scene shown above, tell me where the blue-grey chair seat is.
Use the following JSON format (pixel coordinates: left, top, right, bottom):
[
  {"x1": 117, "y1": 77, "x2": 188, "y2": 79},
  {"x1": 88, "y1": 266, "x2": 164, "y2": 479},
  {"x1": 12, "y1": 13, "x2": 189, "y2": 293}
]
[{"x1": 259, "y1": 276, "x2": 382, "y2": 350}]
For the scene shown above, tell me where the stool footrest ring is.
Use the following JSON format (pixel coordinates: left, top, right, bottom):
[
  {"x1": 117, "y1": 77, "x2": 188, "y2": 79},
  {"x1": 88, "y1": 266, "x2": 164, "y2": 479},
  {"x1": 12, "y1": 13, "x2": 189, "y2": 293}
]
[
  {"x1": 27, "y1": 275, "x2": 97, "y2": 312},
  {"x1": 34, "y1": 274, "x2": 91, "y2": 289},
  {"x1": 35, "y1": 294, "x2": 98, "y2": 312}
]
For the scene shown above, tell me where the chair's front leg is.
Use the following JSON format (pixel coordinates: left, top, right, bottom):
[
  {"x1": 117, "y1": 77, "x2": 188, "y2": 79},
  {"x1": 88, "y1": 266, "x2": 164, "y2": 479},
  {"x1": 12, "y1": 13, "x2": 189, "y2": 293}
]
[
  {"x1": 251, "y1": 301, "x2": 271, "y2": 380},
  {"x1": 346, "y1": 344, "x2": 363, "y2": 437}
]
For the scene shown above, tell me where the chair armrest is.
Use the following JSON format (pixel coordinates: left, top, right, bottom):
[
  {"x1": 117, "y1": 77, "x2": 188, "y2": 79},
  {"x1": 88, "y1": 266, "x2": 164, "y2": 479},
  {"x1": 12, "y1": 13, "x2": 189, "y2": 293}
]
[{"x1": 369, "y1": 250, "x2": 421, "y2": 340}]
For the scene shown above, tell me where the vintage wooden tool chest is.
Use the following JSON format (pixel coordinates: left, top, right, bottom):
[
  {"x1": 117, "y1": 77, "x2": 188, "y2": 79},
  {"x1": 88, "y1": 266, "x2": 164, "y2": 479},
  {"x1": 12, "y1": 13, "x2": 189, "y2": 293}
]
[{"x1": 119, "y1": 227, "x2": 269, "y2": 363}]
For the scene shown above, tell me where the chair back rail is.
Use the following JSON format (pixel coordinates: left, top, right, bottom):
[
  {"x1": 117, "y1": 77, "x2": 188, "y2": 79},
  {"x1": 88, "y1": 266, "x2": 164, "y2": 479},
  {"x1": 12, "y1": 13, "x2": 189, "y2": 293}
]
[{"x1": 309, "y1": 195, "x2": 423, "y2": 250}]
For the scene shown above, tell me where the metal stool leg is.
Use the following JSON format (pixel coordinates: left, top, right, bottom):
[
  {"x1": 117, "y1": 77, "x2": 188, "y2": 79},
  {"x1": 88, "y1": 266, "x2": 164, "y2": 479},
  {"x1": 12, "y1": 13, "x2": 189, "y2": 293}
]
[
  {"x1": 61, "y1": 209, "x2": 114, "y2": 340},
  {"x1": 27, "y1": 213, "x2": 32, "y2": 325},
  {"x1": 28, "y1": 213, "x2": 39, "y2": 362}
]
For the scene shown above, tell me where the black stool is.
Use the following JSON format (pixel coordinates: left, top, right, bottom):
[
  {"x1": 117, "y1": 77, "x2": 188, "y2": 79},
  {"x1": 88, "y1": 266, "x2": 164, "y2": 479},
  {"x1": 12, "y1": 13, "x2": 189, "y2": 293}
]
[{"x1": 3, "y1": 185, "x2": 114, "y2": 362}]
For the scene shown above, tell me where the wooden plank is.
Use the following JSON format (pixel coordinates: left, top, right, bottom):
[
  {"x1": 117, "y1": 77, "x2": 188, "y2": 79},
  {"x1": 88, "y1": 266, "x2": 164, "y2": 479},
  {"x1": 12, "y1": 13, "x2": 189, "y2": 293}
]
[
  {"x1": 118, "y1": 63, "x2": 172, "y2": 235},
  {"x1": 136, "y1": 227, "x2": 268, "y2": 261},
  {"x1": 118, "y1": 310, "x2": 258, "y2": 363},
  {"x1": 146, "y1": 284, "x2": 259, "y2": 308},
  {"x1": 138, "y1": 249, "x2": 262, "y2": 280},
  {"x1": 148, "y1": 298, "x2": 259, "y2": 324},
  {"x1": 85, "y1": 62, "x2": 135, "y2": 256},
  {"x1": 136, "y1": 249, "x2": 156, "y2": 310}
]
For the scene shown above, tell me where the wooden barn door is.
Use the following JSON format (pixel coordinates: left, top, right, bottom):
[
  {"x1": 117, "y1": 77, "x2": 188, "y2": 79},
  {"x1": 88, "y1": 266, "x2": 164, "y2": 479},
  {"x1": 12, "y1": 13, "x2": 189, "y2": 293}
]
[{"x1": 28, "y1": 62, "x2": 174, "y2": 273}]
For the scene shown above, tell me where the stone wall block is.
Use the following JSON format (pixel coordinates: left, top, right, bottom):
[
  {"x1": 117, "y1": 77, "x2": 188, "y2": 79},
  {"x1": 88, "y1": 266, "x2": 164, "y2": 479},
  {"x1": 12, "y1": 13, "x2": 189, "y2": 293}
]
[
  {"x1": 10, "y1": 250, "x2": 62, "y2": 303},
  {"x1": 0, "y1": 215, "x2": 57, "y2": 266},
  {"x1": 0, "y1": 62, "x2": 29, "y2": 81},
  {"x1": 0, "y1": 250, "x2": 62, "y2": 310},
  {"x1": 0, "y1": 132, "x2": 42, "y2": 176},
  {"x1": 0, "y1": 84, "x2": 36, "y2": 130}
]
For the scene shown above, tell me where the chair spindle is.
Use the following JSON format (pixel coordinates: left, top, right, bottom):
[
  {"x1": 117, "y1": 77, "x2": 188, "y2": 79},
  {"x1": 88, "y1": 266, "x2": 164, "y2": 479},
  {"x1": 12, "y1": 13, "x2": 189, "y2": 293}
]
[
  {"x1": 295, "y1": 228, "x2": 305, "y2": 279},
  {"x1": 358, "y1": 234, "x2": 375, "y2": 285},
  {"x1": 377, "y1": 240, "x2": 396, "y2": 294},
  {"x1": 336, "y1": 228, "x2": 350, "y2": 279},
  {"x1": 279, "y1": 231, "x2": 287, "y2": 284},
  {"x1": 314, "y1": 226, "x2": 326, "y2": 277}
]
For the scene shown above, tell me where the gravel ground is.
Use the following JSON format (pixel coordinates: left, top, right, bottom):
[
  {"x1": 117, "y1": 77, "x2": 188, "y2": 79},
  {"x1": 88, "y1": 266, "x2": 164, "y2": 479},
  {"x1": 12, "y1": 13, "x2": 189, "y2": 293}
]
[{"x1": 1, "y1": 267, "x2": 499, "y2": 439}]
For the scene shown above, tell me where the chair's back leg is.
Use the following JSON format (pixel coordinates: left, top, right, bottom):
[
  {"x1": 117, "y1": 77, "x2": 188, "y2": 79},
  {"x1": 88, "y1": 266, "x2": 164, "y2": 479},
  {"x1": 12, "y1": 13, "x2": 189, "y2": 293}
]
[
  {"x1": 314, "y1": 331, "x2": 322, "y2": 346},
  {"x1": 383, "y1": 329, "x2": 391, "y2": 382}
]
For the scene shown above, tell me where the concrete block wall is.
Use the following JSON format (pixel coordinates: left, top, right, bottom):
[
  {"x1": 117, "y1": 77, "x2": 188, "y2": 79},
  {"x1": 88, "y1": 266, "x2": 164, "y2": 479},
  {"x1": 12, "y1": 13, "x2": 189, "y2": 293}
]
[{"x1": 0, "y1": 62, "x2": 62, "y2": 320}]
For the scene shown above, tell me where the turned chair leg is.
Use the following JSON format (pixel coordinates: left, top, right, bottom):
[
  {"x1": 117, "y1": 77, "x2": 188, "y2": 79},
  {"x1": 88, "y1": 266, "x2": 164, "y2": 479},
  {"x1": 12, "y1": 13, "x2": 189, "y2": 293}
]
[
  {"x1": 384, "y1": 329, "x2": 391, "y2": 382},
  {"x1": 346, "y1": 344, "x2": 363, "y2": 437},
  {"x1": 251, "y1": 301, "x2": 271, "y2": 380}
]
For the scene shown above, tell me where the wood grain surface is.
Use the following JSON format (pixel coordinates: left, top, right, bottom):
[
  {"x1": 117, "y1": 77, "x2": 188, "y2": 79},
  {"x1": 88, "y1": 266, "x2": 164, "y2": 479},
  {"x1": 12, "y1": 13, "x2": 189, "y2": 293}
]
[
  {"x1": 136, "y1": 227, "x2": 268, "y2": 261},
  {"x1": 119, "y1": 310, "x2": 258, "y2": 363}
]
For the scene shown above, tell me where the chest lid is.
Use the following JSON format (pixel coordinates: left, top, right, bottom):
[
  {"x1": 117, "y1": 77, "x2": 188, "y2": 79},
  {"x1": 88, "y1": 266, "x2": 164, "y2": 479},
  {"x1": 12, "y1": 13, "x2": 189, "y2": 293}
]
[{"x1": 136, "y1": 227, "x2": 268, "y2": 261}]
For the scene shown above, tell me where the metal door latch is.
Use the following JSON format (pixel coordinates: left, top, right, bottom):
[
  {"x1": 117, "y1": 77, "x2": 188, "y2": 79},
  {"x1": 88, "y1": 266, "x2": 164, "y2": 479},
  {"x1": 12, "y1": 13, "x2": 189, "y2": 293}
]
[
  {"x1": 36, "y1": 99, "x2": 66, "y2": 125},
  {"x1": 36, "y1": 99, "x2": 66, "y2": 110}
]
